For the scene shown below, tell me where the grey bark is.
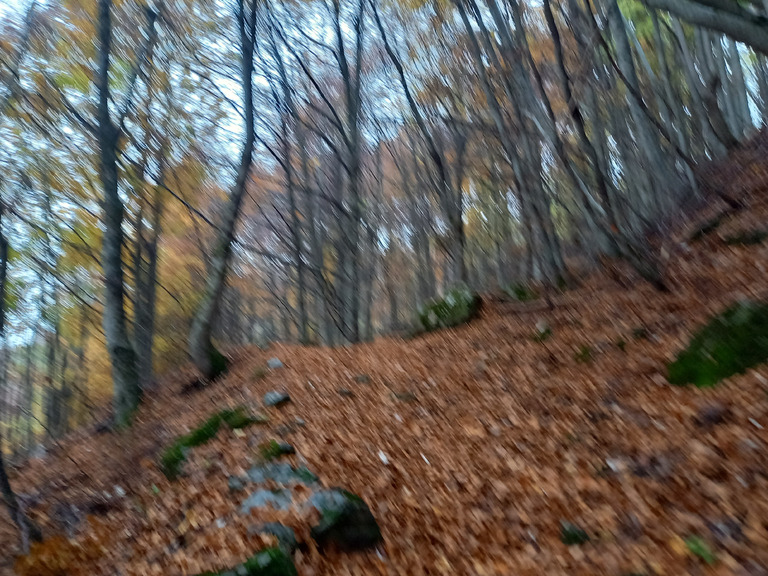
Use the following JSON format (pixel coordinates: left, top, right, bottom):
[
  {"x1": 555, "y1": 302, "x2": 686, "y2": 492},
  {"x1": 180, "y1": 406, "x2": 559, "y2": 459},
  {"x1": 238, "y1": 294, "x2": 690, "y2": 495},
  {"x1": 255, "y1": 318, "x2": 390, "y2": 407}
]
[
  {"x1": 188, "y1": 0, "x2": 257, "y2": 379},
  {"x1": 641, "y1": 0, "x2": 768, "y2": 55},
  {"x1": 96, "y1": 0, "x2": 157, "y2": 425}
]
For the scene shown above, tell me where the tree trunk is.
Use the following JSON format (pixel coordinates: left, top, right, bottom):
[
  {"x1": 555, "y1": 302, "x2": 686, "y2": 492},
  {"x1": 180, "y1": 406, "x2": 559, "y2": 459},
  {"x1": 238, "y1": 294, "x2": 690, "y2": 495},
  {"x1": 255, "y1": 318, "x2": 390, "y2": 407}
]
[
  {"x1": 641, "y1": 0, "x2": 768, "y2": 56},
  {"x1": 189, "y1": 0, "x2": 257, "y2": 379},
  {"x1": 96, "y1": 0, "x2": 141, "y2": 426}
]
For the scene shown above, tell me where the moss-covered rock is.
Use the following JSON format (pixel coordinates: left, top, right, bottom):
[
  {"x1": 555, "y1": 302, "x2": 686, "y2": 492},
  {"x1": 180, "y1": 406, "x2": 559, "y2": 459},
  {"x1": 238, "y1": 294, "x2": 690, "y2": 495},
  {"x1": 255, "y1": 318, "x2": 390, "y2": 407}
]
[
  {"x1": 194, "y1": 547, "x2": 297, "y2": 576},
  {"x1": 668, "y1": 300, "x2": 768, "y2": 387},
  {"x1": 560, "y1": 521, "x2": 590, "y2": 545},
  {"x1": 308, "y1": 488, "x2": 382, "y2": 551},
  {"x1": 259, "y1": 440, "x2": 295, "y2": 461},
  {"x1": 160, "y1": 407, "x2": 264, "y2": 480},
  {"x1": 417, "y1": 285, "x2": 481, "y2": 333},
  {"x1": 504, "y1": 283, "x2": 538, "y2": 302}
]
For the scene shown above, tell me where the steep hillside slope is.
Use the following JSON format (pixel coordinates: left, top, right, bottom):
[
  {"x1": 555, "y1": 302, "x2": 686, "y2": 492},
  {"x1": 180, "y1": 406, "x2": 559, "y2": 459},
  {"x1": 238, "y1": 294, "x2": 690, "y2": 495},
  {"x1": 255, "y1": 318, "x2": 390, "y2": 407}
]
[{"x1": 2, "y1": 135, "x2": 768, "y2": 575}]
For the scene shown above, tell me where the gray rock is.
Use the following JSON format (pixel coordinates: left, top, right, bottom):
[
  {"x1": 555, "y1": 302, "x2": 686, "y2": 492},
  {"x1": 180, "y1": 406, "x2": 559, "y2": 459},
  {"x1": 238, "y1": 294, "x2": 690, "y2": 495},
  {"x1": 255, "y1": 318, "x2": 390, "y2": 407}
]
[
  {"x1": 264, "y1": 391, "x2": 291, "y2": 407},
  {"x1": 248, "y1": 523, "x2": 298, "y2": 554},
  {"x1": 247, "y1": 461, "x2": 318, "y2": 485},
  {"x1": 228, "y1": 475, "x2": 246, "y2": 493},
  {"x1": 353, "y1": 374, "x2": 371, "y2": 384},
  {"x1": 267, "y1": 358, "x2": 284, "y2": 370},
  {"x1": 240, "y1": 489, "x2": 293, "y2": 513},
  {"x1": 694, "y1": 403, "x2": 732, "y2": 427},
  {"x1": 337, "y1": 388, "x2": 354, "y2": 398},
  {"x1": 308, "y1": 488, "x2": 382, "y2": 551}
]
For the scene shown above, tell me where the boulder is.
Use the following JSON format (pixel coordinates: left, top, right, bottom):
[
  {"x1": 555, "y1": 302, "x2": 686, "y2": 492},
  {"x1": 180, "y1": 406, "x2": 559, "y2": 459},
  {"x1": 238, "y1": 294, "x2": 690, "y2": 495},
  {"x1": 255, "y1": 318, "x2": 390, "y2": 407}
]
[
  {"x1": 240, "y1": 489, "x2": 293, "y2": 514},
  {"x1": 308, "y1": 488, "x2": 382, "y2": 551},
  {"x1": 193, "y1": 547, "x2": 296, "y2": 576},
  {"x1": 417, "y1": 285, "x2": 481, "y2": 333},
  {"x1": 247, "y1": 461, "x2": 318, "y2": 485}
]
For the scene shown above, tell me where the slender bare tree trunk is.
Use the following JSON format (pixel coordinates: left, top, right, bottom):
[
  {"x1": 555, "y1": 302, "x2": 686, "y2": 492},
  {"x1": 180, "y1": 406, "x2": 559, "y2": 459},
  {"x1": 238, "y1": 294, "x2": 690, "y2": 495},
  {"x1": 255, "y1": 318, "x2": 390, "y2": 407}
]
[{"x1": 188, "y1": 0, "x2": 257, "y2": 379}]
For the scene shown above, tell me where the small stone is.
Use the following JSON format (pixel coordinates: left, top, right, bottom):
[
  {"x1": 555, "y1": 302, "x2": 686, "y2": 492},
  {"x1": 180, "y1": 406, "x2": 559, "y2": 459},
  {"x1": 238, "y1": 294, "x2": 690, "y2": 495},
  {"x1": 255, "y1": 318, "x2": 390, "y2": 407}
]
[
  {"x1": 228, "y1": 475, "x2": 246, "y2": 493},
  {"x1": 392, "y1": 391, "x2": 417, "y2": 403},
  {"x1": 353, "y1": 374, "x2": 371, "y2": 384},
  {"x1": 694, "y1": 403, "x2": 731, "y2": 427},
  {"x1": 338, "y1": 388, "x2": 354, "y2": 398},
  {"x1": 215, "y1": 518, "x2": 226, "y2": 529},
  {"x1": 267, "y1": 357, "x2": 284, "y2": 370},
  {"x1": 264, "y1": 391, "x2": 291, "y2": 407},
  {"x1": 113, "y1": 485, "x2": 126, "y2": 498},
  {"x1": 378, "y1": 450, "x2": 390, "y2": 465}
]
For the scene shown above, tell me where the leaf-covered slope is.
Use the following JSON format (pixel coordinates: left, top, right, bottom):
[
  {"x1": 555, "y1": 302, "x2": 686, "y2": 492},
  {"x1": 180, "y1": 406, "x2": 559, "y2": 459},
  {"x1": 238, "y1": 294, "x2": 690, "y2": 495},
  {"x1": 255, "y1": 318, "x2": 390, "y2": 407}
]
[{"x1": 2, "y1": 136, "x2": 768, "y2": 576}]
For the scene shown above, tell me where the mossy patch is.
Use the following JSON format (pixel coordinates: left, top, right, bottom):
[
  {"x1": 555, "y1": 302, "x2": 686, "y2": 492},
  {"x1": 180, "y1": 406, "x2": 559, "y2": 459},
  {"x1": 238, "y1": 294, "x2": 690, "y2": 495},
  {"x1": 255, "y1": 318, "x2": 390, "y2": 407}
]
[
  {"x1": 723, "y1": 229, "x2": 768, "y2": 246},
  {"x1": 259, "y1": 440, "x2": 295, "y2": 461},
  {"x1": 161, "y1": 407, "x2": 264, "y2": 480},
  {"x1": 504, "y1": 283, "x2": 538, "y2": 302},
  {"x1": 574, "y1": 345, "x2": 593, "y2": 363},
  {"x1": 668, "y1": 300, "x2": 768, "y2": 387},
  {"x1": 417, "y1": 285, "x2": 481, "y2": 333},
  {"x1": 209, "y1": 348, "x2": 228, "y2": 380},
  {"x1": 194, "y1": 547, "x2": 297, "y2": 576},
  {"x1": 560, "y1": 521, "x2": 590, "y2": 545},
  {"x1": 685, "y1": 535, "x2": 716, "y2": 565}
]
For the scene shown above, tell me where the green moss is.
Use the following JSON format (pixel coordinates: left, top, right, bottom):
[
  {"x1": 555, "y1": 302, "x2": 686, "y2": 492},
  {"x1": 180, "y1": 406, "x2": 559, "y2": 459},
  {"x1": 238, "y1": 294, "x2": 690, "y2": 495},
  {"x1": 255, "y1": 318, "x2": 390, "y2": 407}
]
[
  {"x1": 532, "y1": 327, "x2": 552, "y2": 343},
  {"x1": 574, "y1": 345, "x2": 593, "y2": 363},
  {"x1": 294, "y1": 466, "x2": 319, "y2": 484},
  {"x1": 632, "y1": 327, "x2": 650, "y2": 340},
  {"x1": 160, "y1": 443, "x2": 187, "y2": 480},
  {"x1": 209, "y1": 347, "x2": 228, "y2": 380},
  {"x1": 668, "y1": 300, "x2": 768, "y2": 387},
  {"x1": 560, "y1": 521, "x2": 590, "y2": 545},
  {"x1": 160, "y1": 406, "x2": 263, "y2": 480},
  {"x1": 194, "y1": 547, "x2": 297, "y2": 576},
  {"x1": 221, "y1": 407, "x2": 266, "y2": 429},
  {"x1": 259, "y1": 440, "x2": 295, "y2": 461},
  {"x1": 185, "y1": 413, "x2": 225, "y2": 446},
  {"x1": 504, "y1": 283, "x2": 538, "y2": 302},
  {"x1": 685, "y1": 536, "x2": 716, "y2": 565},
  {"x1": 723, "y1": 229, "x2": 768, "y2": 246},
  {"x1": 417, "y1": 285, "x2": 481, "y2": 333}
]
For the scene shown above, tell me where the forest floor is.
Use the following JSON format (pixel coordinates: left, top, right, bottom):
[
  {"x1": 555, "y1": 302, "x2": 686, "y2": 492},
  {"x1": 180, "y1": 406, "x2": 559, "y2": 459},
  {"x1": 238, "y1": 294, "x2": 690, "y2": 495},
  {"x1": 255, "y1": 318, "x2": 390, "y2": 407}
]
[{"x1": 2, "y1": 136, "x2": 768, "y2": 576}]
